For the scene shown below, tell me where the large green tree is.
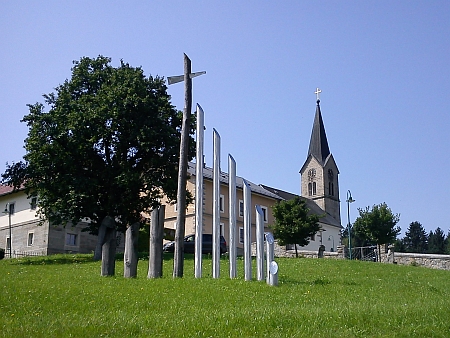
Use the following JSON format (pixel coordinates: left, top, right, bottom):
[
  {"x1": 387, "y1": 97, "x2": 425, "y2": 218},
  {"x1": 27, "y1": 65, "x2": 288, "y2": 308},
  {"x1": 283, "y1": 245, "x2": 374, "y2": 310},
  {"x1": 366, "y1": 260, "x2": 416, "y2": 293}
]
[
  {"x1": 427, "y1": 227, "x2": 446, "y2": 254},
  {"x1": 352, "y1": 203, "x2": 401, "y2": 261},
  {"x1": 2, "y1": 56, "x2": 194, "y2": 275},
  {"x1": 403, "y1": 221, "x2": 428, "y2": 253},
  {"x1": 270, "y1": 196, "x2": 321, "y2": 258}
]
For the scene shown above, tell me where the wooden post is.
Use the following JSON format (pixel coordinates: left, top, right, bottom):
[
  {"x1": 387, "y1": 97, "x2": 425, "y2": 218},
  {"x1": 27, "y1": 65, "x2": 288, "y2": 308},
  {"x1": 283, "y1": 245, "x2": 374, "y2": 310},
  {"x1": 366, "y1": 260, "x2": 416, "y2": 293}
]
[
  {"x1": 148, "y1": 205, "x2": 165, "y2": 278},
  {"x1": 100, "y1": 216, "x2": 117, "y2": 276},
  {"x1": 124, "y1": 222, "x2": 140, "y2": 278},
  {"x1": 173, "y1": 54, "x2": 192, "y2": 278}
]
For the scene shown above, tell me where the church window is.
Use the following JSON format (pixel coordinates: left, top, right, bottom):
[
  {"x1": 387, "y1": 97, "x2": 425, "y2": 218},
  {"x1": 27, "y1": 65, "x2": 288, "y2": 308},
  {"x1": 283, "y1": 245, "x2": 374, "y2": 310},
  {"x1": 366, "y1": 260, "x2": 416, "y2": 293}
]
[
  {"x1": 309, "y1": 182, "x2": 317, "y2": 196},
  {"x1": 329, "y1": 182, "x2": 334, "y2": 196}
]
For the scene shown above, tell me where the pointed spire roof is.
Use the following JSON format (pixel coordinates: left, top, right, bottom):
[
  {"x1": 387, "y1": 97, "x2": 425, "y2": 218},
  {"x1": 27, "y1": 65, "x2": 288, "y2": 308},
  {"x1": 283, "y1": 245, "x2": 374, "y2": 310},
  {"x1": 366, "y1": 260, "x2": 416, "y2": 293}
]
[{"x1": 307, "y1": 99, "x2": 330, "y2": 165}]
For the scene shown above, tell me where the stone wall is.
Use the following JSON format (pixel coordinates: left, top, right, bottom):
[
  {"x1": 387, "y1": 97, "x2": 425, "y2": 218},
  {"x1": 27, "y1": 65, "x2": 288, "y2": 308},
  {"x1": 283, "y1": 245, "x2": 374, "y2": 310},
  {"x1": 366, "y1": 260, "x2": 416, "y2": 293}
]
[
  {"x1": 379, "y1": 246, "x2": 450, "y2": 270},
  {"x1": 249, "y1": 240, "x2": 450, "y2": 271},
  {"x1": 251, "y1": 240, "x2": 345, "y2": 259}
]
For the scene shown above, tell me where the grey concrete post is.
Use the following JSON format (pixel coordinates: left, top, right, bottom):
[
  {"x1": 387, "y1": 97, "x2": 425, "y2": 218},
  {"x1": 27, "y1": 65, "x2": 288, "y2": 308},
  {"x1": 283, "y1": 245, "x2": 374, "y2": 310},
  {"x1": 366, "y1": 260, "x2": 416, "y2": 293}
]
[
  {"x1": 255, "y1": 205, "x2": 265, "y2": 281},
  {"x1": 228, "y1": 155, "x2": 237, "y2": 278},
  {"x1": 243, "y1": 179, "x2": 252, "y2": 281},
  {"x1": 195, "y1": 104, "x2": 205, "y2": 278},
  {"x1": 212, "y1": 129, "x2": 221, "y2": 278}
]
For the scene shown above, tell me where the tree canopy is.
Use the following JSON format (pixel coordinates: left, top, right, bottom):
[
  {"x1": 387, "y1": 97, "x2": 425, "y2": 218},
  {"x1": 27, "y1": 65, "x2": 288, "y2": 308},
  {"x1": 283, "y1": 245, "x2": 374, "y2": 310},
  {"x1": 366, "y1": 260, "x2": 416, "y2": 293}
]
[
  {"x1": 270, "y1": 196, "x2": 321, "y2": 258},
  {"x1": 2, "y1": 56, "x2": 194, "y2": 235},
  {"x1": 427, "y1": 227, "x2": 446, "y2": 254},
  {"x1": 352, "y1": 203, "x2": 401, "y2": 249},
  {"x1": 403, "y1": 221, "x2": 428, "y2": 253}
]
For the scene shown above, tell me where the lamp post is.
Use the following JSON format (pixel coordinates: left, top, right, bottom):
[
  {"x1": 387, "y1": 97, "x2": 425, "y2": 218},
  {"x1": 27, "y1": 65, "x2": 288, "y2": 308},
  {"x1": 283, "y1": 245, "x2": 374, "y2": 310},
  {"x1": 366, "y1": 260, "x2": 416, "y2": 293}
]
[
  {"x1": 346, "y1": 190, "x2": 355, "y2": 260},
  {"x1": 328, "y1": 235, "x2": 334, "y2": 252},
  {"x1": 3, "y1": 203, "x2": 12, "y2": 258}
]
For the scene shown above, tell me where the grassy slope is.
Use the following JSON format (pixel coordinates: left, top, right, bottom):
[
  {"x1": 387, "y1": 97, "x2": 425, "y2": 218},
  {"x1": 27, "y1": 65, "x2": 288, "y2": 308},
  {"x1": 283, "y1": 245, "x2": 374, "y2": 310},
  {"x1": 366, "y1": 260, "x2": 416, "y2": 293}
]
[{"x1": 1, "y1": 254, "x2": 449, "y2": 338}]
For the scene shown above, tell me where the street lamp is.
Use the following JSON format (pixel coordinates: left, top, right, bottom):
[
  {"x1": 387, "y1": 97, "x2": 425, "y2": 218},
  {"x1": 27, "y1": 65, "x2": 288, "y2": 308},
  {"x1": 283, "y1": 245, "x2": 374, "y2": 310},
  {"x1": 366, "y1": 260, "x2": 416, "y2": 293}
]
[
  {"x1": 3, "y1": 203, "x2": 12, "y2": 259},
  {"x1": 328, "y1": 235, "x2": 334, "y2": 252},
  {"x1": 346, "y1": 190, "x2": 355, "y2": 260}
]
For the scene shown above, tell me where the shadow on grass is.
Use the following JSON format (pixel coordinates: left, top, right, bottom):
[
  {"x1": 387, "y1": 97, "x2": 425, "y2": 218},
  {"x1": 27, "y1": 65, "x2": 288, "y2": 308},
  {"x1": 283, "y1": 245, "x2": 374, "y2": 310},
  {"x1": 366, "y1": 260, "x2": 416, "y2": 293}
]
[
  {"x1": 9, "y1": 253, "x2": 95, "y2": 265},
  {"x1": 10, "y1": 251, "x2": 210, "y2": 266},
  {"x1": 279, "y1": 276, "x2": 358, "y2": 287}
]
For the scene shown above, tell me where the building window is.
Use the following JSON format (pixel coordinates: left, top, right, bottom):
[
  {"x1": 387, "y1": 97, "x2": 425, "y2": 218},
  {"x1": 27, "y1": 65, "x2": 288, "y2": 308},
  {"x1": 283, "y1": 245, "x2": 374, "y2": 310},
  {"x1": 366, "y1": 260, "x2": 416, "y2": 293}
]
[
  {"x1": 66, "y1": 233, "x2": 77, "y2": 246},
  {"x1": 27, "y1": 232, "x2": 34, "y2": 246},
  {"x1": 260, "y1": 206, "x2": 268, "y2": 223},
  {"x1": 8, "y1": 203, "x2": 15, "y2": 215},
  {"x1": 329, "y1": 182, "x2": 334, "y2": 196},
  {"x1": 310, "y1": 234, "x2": 315, "y2": 241},
  {"x1": 6, "y1": 237, "x2": 11, "y2": 250},
  {"x1": 219, "y1": 194, "x2": 225, "y2": 213},
  {"x1": 239, "y1": 227, "x2": 244, "y2": 244},
  {"x1": 30, "y1": 197, "x2": 37, "y2": 210},
  {"x1": 220, "y1": 223, "x2": 225, "y2": 236},
  {"x1": 309, "y1": 182, "x2": 317, "y2": 196},
  {"x1": 239, "y1": 200, "x2": 244, "y2": 217}
]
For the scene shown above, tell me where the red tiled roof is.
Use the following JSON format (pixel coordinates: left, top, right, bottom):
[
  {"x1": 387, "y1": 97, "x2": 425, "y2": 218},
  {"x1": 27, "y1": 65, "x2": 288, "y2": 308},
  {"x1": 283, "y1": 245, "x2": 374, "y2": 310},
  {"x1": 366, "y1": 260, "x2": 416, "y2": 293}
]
[{"x1": 0, "y1": 184, "x2": 24, "y2": 196}]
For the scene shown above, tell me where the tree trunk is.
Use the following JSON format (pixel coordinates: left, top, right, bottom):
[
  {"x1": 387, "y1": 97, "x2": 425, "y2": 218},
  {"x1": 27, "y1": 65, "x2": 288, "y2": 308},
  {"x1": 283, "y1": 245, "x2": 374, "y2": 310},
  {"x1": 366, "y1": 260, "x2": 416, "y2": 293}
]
[
  {"x1": 124, "y1": 222, "x2": 140, "y2": 278},
  {"x1": 295, "y1": 244, "x2": 299, "y2": 258},
  {"x1": 173, "y1": 54, "x2": 192, "y2": 278},
  {"x1": 148, "y1": 206, "x2": 165, "y2": 278},
  {"x1": 100, "y1": 216, "x2": 117, "y2": 276},
  {"x1": 94, "y1": 222, "x2": 108, "y2": 261}
]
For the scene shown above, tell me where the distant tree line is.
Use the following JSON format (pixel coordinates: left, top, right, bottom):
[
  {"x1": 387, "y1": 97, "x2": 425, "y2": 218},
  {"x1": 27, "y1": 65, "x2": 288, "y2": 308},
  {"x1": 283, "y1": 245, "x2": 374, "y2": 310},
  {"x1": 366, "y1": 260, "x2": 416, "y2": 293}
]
[
  {"x1": 341, "y1": 210, "x2": 450, "y2": 255},
  {"x1": 393, "y1": 222, "x2": 450, "y2": 255}
]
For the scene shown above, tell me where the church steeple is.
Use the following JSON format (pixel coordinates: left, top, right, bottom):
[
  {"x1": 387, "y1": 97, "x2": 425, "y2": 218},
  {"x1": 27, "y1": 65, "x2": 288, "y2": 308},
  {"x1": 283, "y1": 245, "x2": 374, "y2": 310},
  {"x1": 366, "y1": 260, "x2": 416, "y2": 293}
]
[
  {"x1": 307, "y1": 99, "x2": 330, "y2": 165},
  {"x1": 300, "y1": 89, "x2": 341, "y2": 224}
]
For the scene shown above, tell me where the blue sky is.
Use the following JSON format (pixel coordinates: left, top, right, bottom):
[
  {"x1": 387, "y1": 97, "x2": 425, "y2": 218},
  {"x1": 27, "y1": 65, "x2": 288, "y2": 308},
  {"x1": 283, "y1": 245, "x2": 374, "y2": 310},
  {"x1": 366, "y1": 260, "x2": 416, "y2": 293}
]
[{"x1": 1, "y1": 1, "x2": 449, "y2": 236}]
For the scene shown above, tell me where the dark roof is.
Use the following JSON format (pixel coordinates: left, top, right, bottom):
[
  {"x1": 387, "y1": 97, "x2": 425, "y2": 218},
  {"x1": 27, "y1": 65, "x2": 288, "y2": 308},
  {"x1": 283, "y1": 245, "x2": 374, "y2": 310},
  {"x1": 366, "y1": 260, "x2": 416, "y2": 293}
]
[
  {"x1": 260, "y1": 184, "x2": 341, "y2": 228},
  {"x1": 307, "y1": 100, "x2": 330, "y2": 165},
  {"x1": 188, "y1": 162, "x2": 282, "y2": 201}
]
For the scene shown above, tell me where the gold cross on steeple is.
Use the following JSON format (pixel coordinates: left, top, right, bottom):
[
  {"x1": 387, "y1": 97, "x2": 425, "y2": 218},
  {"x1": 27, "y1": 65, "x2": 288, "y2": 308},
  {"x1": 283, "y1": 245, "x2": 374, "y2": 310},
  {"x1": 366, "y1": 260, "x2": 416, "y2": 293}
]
[{"x1": 314, "y1": 88, "x2": 322, "y2": 101}]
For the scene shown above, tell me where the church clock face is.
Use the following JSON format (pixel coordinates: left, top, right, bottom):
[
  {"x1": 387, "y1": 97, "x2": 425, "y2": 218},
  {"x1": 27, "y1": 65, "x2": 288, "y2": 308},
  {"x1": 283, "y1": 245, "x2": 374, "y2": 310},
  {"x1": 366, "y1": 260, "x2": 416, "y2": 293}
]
[
  {"x1": 328, "y1": 169, "x2": 334, "y2": 180},
  {"x1": 308, "y1": 168, "x2": 316, "y2": 180}
]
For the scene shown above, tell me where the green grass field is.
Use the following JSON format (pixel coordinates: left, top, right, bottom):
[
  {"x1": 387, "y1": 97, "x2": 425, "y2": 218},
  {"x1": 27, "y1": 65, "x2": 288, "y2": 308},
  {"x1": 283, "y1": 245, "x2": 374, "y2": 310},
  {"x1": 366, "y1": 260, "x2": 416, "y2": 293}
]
[{"x1": 1, "y1": 254, "x2": 449, "y2": 337}]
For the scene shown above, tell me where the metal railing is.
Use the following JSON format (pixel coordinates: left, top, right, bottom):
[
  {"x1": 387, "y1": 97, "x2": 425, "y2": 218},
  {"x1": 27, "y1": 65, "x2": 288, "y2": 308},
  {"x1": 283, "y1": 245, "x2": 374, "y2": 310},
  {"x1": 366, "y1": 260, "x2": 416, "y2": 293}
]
[
  {"x1": 11, "y1": 250, "x2": 46, "y2": 258},
  {"x1": 348, "y1": 246, "x2": 377, "y2": 261}
]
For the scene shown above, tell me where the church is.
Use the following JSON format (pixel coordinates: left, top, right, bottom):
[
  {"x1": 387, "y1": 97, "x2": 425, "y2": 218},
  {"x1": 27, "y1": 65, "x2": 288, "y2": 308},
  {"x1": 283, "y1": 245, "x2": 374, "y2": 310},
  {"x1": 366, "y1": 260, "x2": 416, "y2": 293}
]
[
  {"x1": 161, "y1": 90, "x2": 342, "y2": 253},
  {"x1": 263, "y1": 91, "x2": 342, "y2": 252}
]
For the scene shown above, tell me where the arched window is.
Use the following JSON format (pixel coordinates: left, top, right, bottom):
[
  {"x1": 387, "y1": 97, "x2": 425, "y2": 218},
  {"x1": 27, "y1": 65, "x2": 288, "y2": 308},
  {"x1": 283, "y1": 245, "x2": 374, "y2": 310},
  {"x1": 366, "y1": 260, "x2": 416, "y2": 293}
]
[
  {"x1": 329, "y1": 182, "x2": 334, "y2": 196},
  {"x1": 312, "y1": 182, "x2": 317, "y2": 195},
  {"x1": 308, "y1": 183, "x2": 312, "y2": 196}
]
